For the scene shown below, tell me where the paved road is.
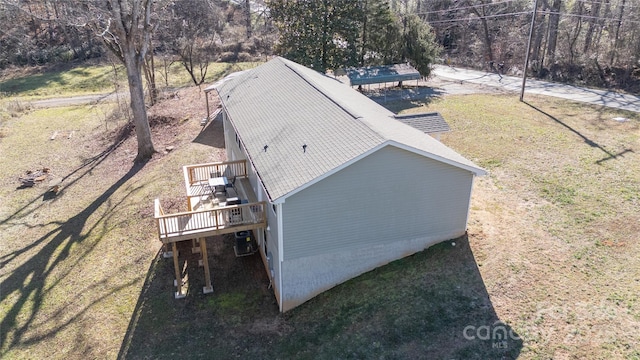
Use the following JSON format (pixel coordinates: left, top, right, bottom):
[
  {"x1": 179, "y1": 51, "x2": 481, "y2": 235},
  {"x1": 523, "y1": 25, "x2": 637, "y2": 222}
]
[
  {"x1": 29, "y1": 66, "x2": 639, "y2": 113},
  {"x1": 431, "y1": 65, "x2": 640, "y2": 113},
  {"x1": 30, "y1": 92, "x2": 124, "y2": 108}
]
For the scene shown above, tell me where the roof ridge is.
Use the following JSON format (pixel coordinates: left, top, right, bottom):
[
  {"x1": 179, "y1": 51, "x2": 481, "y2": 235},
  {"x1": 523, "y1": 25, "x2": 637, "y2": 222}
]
[{"x1": 280, "y1": 58, "x2": 362, "y2": 120}]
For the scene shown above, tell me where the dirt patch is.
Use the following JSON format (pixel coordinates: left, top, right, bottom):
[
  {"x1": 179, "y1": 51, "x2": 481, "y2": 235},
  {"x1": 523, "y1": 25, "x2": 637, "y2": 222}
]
[{"x1": 94, "y1": 86, "x2": 222, "y2": 163}]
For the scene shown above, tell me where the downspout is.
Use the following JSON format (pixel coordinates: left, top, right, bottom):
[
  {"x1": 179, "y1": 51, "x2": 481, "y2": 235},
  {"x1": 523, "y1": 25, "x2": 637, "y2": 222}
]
[
  {"x1": 205, "y1": 90, "x2": 210, "y2": 120},
  {"x1": 464, "y1": 175, "x2": 475, "y2": 231},
  {"x1": 277, "y1": 202, "x2": 284, "y2": 312}
]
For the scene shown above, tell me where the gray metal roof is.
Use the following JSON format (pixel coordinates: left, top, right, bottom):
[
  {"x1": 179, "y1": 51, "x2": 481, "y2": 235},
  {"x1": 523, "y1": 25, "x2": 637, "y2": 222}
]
[
  {"x1": 394, "y1": 112, "x2": 451, "y2": 134},
  {"x1": 346, "y1": 63, "x2": 421, "y2": 86},
  {"x1": 214, "y1": 57, "x2": 485, "y2": 202}
]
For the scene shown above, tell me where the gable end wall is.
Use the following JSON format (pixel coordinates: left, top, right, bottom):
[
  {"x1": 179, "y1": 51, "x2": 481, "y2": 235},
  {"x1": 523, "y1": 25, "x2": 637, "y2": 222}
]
[{"x1": 279, "y1": 145, "x2": 474, "y2": 311}]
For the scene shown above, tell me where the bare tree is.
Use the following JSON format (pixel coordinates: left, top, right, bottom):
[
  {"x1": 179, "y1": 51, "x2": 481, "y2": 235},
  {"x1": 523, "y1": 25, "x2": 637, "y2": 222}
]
[
  {"x1": 0, "y1": 1, "x2": 157, "y2": 162},
  {"x1": 544, "y1": 0, "x2": 562, "y2": 67},
  {"x1": 155, "y1": 0, "x2": 224, "y2": 86},
  {"x1": 610, "y1": 0, "x2": 627, "y2": 65},
  {"x1": 564, "y1": 0, "x2": 584, "y2": 66},
  {"x1": 467, "y1": 0, "x2": 496, "y2": 63},
  {"x1": 582, "y1": 0, "x2": 601, "y2": 53},
  {"x1": 85, "y1": 0, "x2": 158, "y2": 162}
]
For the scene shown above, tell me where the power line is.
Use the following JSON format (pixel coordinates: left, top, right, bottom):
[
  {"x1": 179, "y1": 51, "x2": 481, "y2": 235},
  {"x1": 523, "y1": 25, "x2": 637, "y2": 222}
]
[
  {"x1": 572, "y1": 0, "x2": 640, "y2": 9},
  {"x1": 539, "y1": 10, "x2": 640, "y2": 24},
  {"x1": 426, "y1": 11, "x2": 531, "y2": 24},
  {"x1": 420, "y1": 8, "x2": 640, "y2": 26},
  {"x1": 413, "y1": 0, "x2": 524, "y2": 15}
]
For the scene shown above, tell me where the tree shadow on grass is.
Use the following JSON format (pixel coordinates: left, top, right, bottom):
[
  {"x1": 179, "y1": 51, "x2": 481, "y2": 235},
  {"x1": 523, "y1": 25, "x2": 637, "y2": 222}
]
[
  {"x1": 0, "y1": 129, "x2": 131, "y2": 270},
  {"x1": 277, "y1": 235, "x2": 522, "y2": 359},
  {"x1": 118, "y1": 234, "x2": 278, "y2": 359},
  {"x1": 1, "y1": 123, "x2": 131, "y2": 227},
  {"x1": 0, "y1": 160, "x2": 147, "y2": 353},
  {"x1": 118, "y1": 235, "x2": 522, "y2": 359},
  {"x1": 524, "y1": 101, "x2": 634, "y2": 164}
]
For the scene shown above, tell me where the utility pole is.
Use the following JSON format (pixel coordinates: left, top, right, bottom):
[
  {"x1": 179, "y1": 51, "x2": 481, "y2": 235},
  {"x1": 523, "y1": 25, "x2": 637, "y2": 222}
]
[{"x1": 520, "y1": 0, "x2": 539, "y2": 102}]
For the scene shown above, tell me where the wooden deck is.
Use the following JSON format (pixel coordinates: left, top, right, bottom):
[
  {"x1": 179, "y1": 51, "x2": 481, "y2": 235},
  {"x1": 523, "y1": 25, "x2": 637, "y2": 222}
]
[
  {"x1": 153, "y1": 159, "x2": 267, "y2": 298},
  {"x1": 154, "y1": 199, "x2": 266, "y2": 243}
]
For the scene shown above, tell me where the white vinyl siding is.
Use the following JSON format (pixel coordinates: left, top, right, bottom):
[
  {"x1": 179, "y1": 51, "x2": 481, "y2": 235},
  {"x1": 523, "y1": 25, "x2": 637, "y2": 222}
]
[{"x1": 281, "y1": 145, "x2": 473, "y2": 260}]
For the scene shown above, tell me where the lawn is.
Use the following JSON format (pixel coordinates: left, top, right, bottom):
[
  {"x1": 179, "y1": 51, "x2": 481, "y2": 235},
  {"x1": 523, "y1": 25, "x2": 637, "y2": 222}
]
[
  {"x1": 1, "y1": 69, "x2": 639, "y2": 359},
  {"x1": 0, "y1": 60, "x2": 260, "y2": 101}
]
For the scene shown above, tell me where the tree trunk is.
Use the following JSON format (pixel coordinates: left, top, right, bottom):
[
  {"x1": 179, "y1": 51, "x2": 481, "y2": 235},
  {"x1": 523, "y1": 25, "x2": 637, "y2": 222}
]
[
  {"x1": 622, "y1": 27, "x2": 640, "y2": 87},
  {"x1": 480, "y1": 17, "x2": 493, "y2": 63},
  {"x1": 592, "y1": 0, "x2": 610, "y2": 57},
  {"x1": 531, "y1": 12, "x2": 547, "y2": 71},
  {"x1": 123, "y1": 44, "x2": 155, "y2": 162},
  {"x1": 245, "y1": 0, "x2": 252, "y2": 38},
  {"x1": 546, "y1": 0, "x2": 561, "y2": 66},
  {"x1": 469, "y1": 2, "x2": 494, "y2": 63},
  {"x1": 321, "y1": 0, "x2": 329, "y2": 71},
  {"x1": 566, "y1": 10, "x2": 582, "y2": 65},
  {"x1": 143, "y1": 44, "x2": 158, "y2": 105},
  {"x1": 610, "y1": 0, "x2": 626, "y2": 66},
  {"x1": 360, "y1": 0, "x2": 368, "y2": 65},
  {"x1": 582, "y1": 0, "x2": 601, "y2": 53}
]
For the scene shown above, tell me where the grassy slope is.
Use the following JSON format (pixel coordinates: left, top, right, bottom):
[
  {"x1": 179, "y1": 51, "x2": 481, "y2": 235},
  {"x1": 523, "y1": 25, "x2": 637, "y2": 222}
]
[
  {"x1": 0, "y1": 98, "x2": 215, "y2": 358},
  {"x1": 1, "y1": 69, "x2": 639, "y2": 359}
]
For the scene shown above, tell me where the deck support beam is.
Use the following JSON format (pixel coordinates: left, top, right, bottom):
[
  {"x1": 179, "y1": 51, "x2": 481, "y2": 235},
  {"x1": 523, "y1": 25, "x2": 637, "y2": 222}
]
[
  {"x1": 200, "y1": 237, "x2": 213, "y2": 294},
  {"x1": 173, "y1": 242, "x2": 186, "y2": 299}
]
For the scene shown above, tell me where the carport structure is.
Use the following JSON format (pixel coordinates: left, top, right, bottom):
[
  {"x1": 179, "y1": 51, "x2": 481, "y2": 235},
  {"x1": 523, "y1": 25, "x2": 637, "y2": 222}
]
[{"x1": 346, "y1": 63, "x2": 421, "y2": 90}]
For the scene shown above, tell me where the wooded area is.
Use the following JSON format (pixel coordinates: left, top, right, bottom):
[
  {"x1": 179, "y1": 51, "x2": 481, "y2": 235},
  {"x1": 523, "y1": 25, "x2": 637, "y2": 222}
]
[
  {"x1": 409, "y1": 0, "x2": 640, "y2": 90},
  {"x1": 1, "y1": 0, "x2": 638, "y2": 91}
]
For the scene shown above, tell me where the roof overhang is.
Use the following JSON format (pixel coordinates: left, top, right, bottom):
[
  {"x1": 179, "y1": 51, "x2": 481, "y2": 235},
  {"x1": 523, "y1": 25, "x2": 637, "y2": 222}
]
[
  {"x1": 204, "y1": 69, "x2": 253, "y2": 93},
  {"x1": 271, "y1": 141, "x2": 486, "y2": 204},
  {"x1": 387, "y1": 140, "x2": 487, "y2": 176}
]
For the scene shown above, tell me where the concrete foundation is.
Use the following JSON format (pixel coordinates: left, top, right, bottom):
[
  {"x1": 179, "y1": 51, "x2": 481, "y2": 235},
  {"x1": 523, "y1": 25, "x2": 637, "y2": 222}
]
[{"x1": 280, "y1": 230, "x2": 464, "y2": 311}]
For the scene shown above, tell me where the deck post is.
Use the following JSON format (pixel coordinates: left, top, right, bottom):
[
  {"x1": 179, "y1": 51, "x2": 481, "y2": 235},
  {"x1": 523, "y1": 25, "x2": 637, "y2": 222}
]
[
  {"x1": 162, "y1": 243, "x2": 173, "y2": 258},
  {"x1": 191, "y1": 238, "x2": 201, "y2": 254},
  {"x1": 200, "y1": 237, "x2": 213, "y2": 294},
  {"x1": 173, "y1": 242, "x2": 186, "y2": 299}
]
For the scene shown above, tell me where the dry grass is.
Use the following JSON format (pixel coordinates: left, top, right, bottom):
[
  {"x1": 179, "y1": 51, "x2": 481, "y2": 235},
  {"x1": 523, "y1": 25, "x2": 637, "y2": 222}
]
[
  {"x1": 404, "y1": 94, "x2": 640, "y2": 359},
  {"x1": 0, "y1": 86, "x2": 222, "y2": 359}
]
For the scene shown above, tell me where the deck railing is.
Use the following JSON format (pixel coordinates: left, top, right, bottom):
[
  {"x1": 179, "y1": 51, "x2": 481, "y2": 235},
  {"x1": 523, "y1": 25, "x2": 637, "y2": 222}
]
[
  {"x1": 154, "y1": 199, "x2": 266, "y2": 243},
  {"x1": 183, "y1": 160, "x2": 247, "y2": 187}
]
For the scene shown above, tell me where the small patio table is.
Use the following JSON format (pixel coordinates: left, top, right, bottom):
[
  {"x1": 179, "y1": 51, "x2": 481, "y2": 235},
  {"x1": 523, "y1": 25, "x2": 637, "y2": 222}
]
[{"x1": 208, "y1": 176, "x2": 228, "y2": 189}]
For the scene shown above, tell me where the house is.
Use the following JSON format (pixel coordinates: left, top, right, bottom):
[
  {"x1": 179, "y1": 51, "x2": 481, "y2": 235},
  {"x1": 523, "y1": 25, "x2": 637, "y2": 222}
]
[{"x1": 208, "y1": 56, "x2": 486, "y2": 312}]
